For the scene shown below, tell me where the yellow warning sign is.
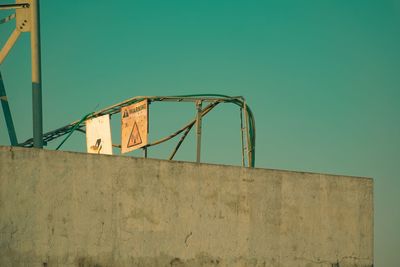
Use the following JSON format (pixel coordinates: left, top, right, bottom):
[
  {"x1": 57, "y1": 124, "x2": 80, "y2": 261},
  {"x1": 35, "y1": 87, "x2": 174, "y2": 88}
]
[{"x1": 121, "y1": 100, "x2": 148, "y2": 153}]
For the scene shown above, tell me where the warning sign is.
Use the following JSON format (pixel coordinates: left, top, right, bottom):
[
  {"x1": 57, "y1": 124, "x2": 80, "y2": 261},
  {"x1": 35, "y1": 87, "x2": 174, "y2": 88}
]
[
  {"x1": 86, "y1": 114, "x2": 113, "y2": 155},
  {"x1": 127, "y1": 122, "x2": 142, "y2": 147},
  {"x1": 121, "y1": 99, "x2": 148, "y2": 153}
]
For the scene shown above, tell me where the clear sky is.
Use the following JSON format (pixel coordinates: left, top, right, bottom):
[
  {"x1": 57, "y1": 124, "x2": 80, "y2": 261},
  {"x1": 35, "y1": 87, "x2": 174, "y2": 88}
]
[{"x1": 1, "y1": 1, "x2": 399, "y2": 266}]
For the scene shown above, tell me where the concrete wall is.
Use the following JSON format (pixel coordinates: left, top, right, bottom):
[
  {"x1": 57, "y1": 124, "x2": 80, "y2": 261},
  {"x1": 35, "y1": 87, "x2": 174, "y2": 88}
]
[{"x1": 0, "y1": 146, "x2": 373, "y2": 267}]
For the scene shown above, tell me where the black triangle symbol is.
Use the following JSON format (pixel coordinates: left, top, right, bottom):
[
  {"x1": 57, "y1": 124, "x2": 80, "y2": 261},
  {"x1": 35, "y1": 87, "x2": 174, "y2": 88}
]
[
  {"x1": 123, "y1": 110, "x2": 129, "y2": 118},
  {"x1": 127, "y1": 121, "x2": 142, "y2": 147}
]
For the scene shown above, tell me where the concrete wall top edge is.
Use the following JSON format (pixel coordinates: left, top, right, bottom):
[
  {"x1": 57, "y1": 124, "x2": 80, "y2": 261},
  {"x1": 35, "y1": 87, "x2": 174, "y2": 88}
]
[{"x1": 0, "y1": 145, "x2": 373, "y2": 182}]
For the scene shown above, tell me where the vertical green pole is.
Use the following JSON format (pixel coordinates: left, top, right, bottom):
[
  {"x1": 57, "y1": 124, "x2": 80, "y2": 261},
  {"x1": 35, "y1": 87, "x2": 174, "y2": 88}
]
[{"x1": 30, "y1": 0, "x2": 43, "y2": 148}]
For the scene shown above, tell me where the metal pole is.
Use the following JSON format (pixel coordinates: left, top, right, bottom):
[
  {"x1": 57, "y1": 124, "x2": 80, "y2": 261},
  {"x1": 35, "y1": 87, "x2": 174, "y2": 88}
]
[
  {"x1": 195, "y1": 100, "x2": 202, "y2": 163},
  {"x1": 30, "y1": 0, "x2": 43, "y2": 148},
  {"x1": 0, "y1": 71, "x2": 18, "y2": 145},
  {"x1": 239, "y1": 107, "x2": 245, "y2": 167},
  {"x1": 243, "y1": 101, "x2": 251, "y2": 167}
]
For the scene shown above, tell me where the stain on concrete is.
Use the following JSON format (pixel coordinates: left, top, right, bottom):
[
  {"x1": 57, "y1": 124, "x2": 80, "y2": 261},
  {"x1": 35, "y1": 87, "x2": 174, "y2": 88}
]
[
  {"x1": 77, "y1": 257, "x2": 103, "y2": 267},
  {"x1": 127, "y1": 207, "x2": 159, "y2": 225},
  {"x1": 170, "y1": 257, "x2": 184, "y2": 266}
]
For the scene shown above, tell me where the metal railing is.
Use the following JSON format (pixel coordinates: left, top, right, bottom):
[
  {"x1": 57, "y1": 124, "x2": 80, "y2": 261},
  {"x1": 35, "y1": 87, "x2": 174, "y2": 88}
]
[{"x1": 19, "y1": 94, "x2": 256, "y2": 167}]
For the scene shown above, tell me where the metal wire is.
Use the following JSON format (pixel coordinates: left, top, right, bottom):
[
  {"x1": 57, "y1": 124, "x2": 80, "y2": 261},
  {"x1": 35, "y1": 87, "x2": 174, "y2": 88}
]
[
  {"x1": 169, "y1": 124, "x2": 194, "y2": 160},
  {"x1": 146, "y1": 102, "x2": 220, "y2": 148}
]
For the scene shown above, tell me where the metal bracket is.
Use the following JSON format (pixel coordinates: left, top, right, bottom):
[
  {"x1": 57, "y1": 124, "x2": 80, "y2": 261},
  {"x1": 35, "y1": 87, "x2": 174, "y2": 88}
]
[
  {"x1": 16, "y1": 0, "x2": 31, "y2": 32},
  {"x1": 0, "y1": 1, "x2": 31, "y2": 64}
]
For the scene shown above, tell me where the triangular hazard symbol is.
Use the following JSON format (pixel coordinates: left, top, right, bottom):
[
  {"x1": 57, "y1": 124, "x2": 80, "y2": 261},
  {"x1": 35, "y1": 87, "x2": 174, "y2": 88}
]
[{"x1": 127, "y1": 121, "x2": 142, "y2": 147}]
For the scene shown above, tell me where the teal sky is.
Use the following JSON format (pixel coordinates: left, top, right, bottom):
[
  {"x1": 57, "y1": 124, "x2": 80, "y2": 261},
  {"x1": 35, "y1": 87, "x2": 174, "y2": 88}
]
[{"x1": 1, "y1": 1, "x2": 399, "y2": 266}]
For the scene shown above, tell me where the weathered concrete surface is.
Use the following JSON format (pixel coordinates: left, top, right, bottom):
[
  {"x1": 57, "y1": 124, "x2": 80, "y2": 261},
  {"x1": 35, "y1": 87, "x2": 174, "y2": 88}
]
[{"x1": 0, "y1": 146, "x2": 373, "y2": 267}]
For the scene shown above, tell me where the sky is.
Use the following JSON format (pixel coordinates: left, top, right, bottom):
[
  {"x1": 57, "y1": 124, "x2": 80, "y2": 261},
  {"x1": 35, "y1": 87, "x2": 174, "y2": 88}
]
[{"x1": 1, "y1": 0, "x2": 399, "y2": 266}]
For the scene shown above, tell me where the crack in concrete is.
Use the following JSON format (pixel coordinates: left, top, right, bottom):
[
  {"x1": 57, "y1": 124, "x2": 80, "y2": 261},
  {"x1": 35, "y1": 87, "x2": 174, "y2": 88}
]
[{"x1": 184, "y1": 231, "x2": 192, "y2": 247}]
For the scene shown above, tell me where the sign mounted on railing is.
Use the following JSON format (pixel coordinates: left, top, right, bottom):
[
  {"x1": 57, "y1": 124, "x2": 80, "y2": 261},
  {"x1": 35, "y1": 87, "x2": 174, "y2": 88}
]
[
  {"x1": 121, "y1": 99, "x2": 148, "y2": 153},
  {"x1": 19, "y1": 95, "x2": 255, "y2": 168},
  {"x1": 86, "y1": 114, "x2": 113, "y2": 155}
]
